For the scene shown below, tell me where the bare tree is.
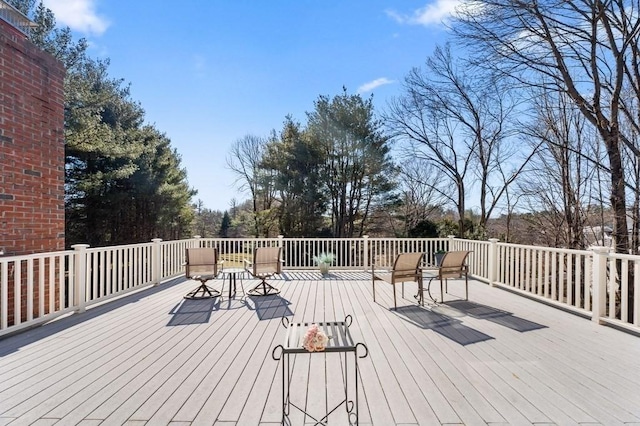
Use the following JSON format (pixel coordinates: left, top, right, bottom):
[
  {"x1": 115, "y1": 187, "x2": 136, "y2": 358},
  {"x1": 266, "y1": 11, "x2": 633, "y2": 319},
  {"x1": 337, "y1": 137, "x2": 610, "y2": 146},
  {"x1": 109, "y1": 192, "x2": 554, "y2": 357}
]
[
  {"x1": 398, "y1": 158, "x2": 445, "y2": 234},
  {"x1": 620, "y1": 110, "x2": 640, "y2": 253},
  {"x1": 453, "y1": 0, "x2": 640, "y2": 319},
  {"x1": 519, "y1": 90, "x2": 602, "y2": 249},
  {"x1": 226, "y1": 134, "x2": 274, "y2": 237},
  {"x1": 386, "y1": 44, "x2": 525, "y2": 237},
  {"x1": 454, "y1": 0, "x2": 640, "y2": 255}
]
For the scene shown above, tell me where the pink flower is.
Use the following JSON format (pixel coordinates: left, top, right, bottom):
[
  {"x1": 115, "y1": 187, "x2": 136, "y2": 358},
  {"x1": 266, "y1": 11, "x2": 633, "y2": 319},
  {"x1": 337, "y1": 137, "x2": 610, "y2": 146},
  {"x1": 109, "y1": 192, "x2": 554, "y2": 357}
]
[{"x1": 302, "y1": 324, "x2": 329, "y2": 352}]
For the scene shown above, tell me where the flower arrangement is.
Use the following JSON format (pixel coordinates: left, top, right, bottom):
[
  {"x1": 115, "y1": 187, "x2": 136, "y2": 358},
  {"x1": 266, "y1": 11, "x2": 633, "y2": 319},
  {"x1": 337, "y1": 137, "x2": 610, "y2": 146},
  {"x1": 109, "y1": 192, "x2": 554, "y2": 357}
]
[{"x1": 302, "y1": 324, "x2": 329, "y2": 352}]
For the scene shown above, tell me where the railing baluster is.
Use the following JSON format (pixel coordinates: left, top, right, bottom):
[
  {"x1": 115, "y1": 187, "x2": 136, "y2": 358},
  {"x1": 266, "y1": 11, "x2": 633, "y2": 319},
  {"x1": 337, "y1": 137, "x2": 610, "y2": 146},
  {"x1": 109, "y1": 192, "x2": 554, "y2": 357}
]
[
  {"x1": 14, "y1": 260, "x2": 22, "y2": 325},
  {"x1": 567, "y1": 253, "x2": 573, "y2": 306},
  {"x1": 621, "y1": 260, "x2": 629, "y2": 323},
  {"x1": 575, "y1": 254, "x2": 582, "y2": 309},
  {"x1": 39, "y1": 257, "x2": 45, "y2": 319},
  {"x1": 2, "y1": 261, "x2": 8, "y2": 329},
  {"x1": 634, "y1": 262, "x2": 640, "y2": 326},
  {"x1": 608, "y1": 257, "x2": 616, "y2": 319}
]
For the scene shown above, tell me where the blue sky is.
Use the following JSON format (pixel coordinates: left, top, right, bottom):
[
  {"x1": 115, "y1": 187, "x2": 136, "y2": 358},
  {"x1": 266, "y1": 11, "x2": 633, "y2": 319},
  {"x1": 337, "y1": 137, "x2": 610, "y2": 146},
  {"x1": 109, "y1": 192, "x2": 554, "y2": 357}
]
[{"x1": 42, "y1": 0, "x2": 460, "y2": 212}]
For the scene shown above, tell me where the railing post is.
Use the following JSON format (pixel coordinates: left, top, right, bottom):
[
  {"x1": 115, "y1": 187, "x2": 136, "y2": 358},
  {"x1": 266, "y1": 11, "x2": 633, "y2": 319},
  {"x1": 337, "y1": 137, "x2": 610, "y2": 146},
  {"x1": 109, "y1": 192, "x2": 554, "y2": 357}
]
[
  {"x1": 362, "y1": 235, "x2": 369, "y2": 272},
  {"x1": 72, "y1": 244, "x2": 90, "y2": 313},
  {"x1": 488, "y1": 238, "x2": 499, "y2": 287},
  {"x1": 277, "y1": 235, "x2": 284, "y2": 267},
  {"x1": 193, "y1": 235, "x2": 201, "y2": 248},
  {"x1": 447, "y1": 235, "x2": 456, "y2": 251},
  {"x1": 590, "y1": 246, "x2": 610, "y2": 324},
  {"x1": 151, "y1": 238, "x2": 163, "y2": 286}
]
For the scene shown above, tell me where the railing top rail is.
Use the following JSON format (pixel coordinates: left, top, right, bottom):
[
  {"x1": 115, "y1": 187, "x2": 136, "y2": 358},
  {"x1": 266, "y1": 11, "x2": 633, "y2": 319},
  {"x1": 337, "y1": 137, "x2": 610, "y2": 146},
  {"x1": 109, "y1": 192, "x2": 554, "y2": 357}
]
[
  {"x1": 0, "y1": 249, "x2": 73, "y2": 262},
  {"x1": 455, "y1": 240, "x2": 490, "y2": 246},
  {"x1": 605, "y1": 251, "x2": 640, "y2": 260},
  {"x1": 367, "y1": 237, "x2": 447, "y2": 240},
  {"x1": 496, "y1": 241, "x2": 592, "y2": 255},
  {"x1": 281, "y1": 237, "x2": 363, "y2": 241},
  {"x1": 192, "y1": 237, "x2": 282, "y2": 242},
  {"x1": 86, "y1": 242, "x2": 154, "y2": 252}
]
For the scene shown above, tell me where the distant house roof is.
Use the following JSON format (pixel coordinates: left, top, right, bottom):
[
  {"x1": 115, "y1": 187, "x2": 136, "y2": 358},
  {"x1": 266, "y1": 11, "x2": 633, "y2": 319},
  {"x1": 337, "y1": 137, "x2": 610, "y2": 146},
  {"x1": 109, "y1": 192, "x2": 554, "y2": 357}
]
[{"x1": 0, "y1": 0, "x2": 37, "y2": 36}]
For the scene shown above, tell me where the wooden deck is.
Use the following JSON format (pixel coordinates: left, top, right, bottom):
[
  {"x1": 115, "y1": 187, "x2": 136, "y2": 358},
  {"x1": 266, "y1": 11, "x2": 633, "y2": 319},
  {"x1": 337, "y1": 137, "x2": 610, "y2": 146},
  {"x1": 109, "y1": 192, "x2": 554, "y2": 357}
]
[{"x1": 1, "y1": 271, "x2": 640, "y2": 426}]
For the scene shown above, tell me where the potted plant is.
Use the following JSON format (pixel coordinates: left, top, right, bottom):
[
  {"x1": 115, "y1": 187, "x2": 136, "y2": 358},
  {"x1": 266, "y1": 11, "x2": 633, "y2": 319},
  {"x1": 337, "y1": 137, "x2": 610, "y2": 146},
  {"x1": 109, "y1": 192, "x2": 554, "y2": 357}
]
[
  {"x1": 434, "y1": 249, "x2": 447, "y2": 266},
  {"x1": 313, "y1": 252, "x2": 335, "y2": 276}
]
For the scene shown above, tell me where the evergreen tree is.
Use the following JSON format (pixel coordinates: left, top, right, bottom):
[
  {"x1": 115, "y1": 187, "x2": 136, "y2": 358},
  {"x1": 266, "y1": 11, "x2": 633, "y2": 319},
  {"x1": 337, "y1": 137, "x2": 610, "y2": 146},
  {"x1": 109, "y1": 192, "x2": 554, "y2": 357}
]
[
  {"x1": 262, "y1": 116, "x2": 327, "y2": 236},
  {"x1": 219, "y1": 211, "x2": 231, "y2": 237},
  {"x1": 13, "y1": 1, "x2": 196, "y2": 245},
  {"x1": 306, "y1": 89, "x2": 397, "y2": 237}
]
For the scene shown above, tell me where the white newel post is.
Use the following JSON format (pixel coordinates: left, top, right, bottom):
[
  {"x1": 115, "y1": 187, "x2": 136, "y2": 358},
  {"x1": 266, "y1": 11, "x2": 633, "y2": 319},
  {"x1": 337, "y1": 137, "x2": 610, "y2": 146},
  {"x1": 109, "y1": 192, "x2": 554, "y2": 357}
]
[
  {"x1": 278, "y1": 235, "x2": 284, "y2": 267},
  {"x1": 488, "y1": 238, "x2": 499, "y2": 287},
  {"x1": 447, "y1": 235, "x2": 456, "y2": 251},
  {"x1": 193, "y1": 235, "x2": 201, "y2": 247},
  {"x1": 151, "y1": 238, "x2": 163, "y2": 286},
  {"x1": 590, "y1": 246, "x2": 610, "y2": 324},
  {"x1": 362, "y1": 235, "x2": 369, "y2": 272},
  {"x1": 72, "y1": 244, "x2": 89, "y2": 313}
]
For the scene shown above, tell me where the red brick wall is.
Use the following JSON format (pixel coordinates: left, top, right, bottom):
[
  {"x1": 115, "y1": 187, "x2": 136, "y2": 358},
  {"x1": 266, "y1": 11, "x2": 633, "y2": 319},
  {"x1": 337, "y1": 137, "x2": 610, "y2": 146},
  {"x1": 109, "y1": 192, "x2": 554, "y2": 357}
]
[
  {"x1": 0, "y1": 18, "x2": 65, "y2": 256},
  {"x1": 0, "y1": 19, "x2": 66, "y2": 326}
]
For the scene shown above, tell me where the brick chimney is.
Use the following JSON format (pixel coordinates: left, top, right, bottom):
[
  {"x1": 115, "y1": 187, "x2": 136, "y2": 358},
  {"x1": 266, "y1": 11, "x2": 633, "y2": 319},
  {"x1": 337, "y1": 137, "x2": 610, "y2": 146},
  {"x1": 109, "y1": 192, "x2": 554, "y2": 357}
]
[{"x1": 0, "y1": 0, "x2": 66, "y2": 257}]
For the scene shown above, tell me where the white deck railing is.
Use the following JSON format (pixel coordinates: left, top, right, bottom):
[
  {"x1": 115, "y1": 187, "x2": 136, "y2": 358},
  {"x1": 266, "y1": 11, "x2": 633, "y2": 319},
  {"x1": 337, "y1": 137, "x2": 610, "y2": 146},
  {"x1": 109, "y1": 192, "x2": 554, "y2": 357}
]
[{"x1": 1, "y1": 236, "x2": 638, "y2": 337}]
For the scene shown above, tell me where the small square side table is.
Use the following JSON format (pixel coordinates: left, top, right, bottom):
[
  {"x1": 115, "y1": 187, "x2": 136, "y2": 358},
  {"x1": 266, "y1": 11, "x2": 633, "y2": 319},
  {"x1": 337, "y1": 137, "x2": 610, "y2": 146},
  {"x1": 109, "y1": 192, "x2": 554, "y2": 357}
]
[{"x1": 272, "y1": 315, "x2": 368, "y2": 425}]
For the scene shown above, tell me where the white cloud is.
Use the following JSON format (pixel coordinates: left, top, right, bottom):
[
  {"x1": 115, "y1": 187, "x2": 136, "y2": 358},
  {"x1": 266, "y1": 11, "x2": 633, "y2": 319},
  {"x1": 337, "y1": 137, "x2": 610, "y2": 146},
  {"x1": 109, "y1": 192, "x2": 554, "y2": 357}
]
[
  {"x1": 42, "y1": 0, "x2": 109, "y2": 35},
  {"x1": 386, "y1": 0, "x2": 464, "y2": 27},
  {"x1": 357, "y1": 77, "x2": 395, "y2": 94}
]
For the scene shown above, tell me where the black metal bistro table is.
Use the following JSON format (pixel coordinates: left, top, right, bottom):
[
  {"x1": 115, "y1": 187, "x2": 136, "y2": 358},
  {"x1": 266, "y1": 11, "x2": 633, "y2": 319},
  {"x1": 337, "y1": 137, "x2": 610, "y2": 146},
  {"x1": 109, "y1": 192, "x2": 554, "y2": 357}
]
[
  {"x1": 220, "y1": 267, "x2": 245, "y2": 299},
  {"x1": 272, "y1": 315, "x2": 368, "y2": 425}
]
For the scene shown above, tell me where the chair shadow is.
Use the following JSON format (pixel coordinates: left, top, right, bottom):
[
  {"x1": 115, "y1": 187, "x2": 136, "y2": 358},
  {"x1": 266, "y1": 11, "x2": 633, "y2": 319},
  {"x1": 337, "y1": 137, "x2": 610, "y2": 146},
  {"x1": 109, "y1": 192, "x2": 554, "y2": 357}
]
[
  {"x1": 167, "y1": 297, "x2": 220, "y2": 326},
  {"x1": 445, "y1": 300, "x2": 547, "y2": 332},
  {"x1": 395, "y1": 305, "x2": 493, "y2": 346},
  {"x1": 246, "y1": 294, "x2": 293, "y2": 320}
]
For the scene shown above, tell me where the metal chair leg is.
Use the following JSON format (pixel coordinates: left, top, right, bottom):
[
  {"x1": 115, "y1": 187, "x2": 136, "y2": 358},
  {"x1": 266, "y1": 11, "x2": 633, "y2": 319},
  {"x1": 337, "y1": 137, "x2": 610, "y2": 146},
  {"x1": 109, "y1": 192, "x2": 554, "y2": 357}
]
[
  {"x1": 247, "y1": 278, "x2": 280, "y2": 296},
  {"x1": 184, "y1": 277, "x2": 221, "y2": 299}
]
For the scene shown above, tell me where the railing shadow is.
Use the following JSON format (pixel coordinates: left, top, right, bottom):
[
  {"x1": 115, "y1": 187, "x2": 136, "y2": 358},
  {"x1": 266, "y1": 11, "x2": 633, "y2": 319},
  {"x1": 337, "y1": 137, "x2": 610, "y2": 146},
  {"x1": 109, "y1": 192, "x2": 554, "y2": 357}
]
[
  {"x1": 281, "y1": 271, "x2": 372, "y2": 281},
  {"x1": 167, "y1": 298, "x2": 220, "y2": 326},
  {"x1": 246, "y1": 294, "x2": 293, "y2": 320},
  {"x1": 0, "y1": 276, "x2": 187, "y2": 356},
  {"x1": 445, "y1": 300, "x2": 547, "y2": 332},
  {"x1": 394, "y1": 305, "x2": 493, "y2": 346}
]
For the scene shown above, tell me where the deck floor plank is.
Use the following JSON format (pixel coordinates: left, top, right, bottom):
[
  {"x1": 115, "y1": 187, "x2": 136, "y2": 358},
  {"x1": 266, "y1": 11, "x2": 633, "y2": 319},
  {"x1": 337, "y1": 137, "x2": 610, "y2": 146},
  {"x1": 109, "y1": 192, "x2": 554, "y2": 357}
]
[
  {"x1": 1, "y1": 272, "x2": 640, "y2": 425},
  {"x1": 342, "y1": 277, "x2": 415, "y2": 426},
  {"x1": 358, "y1": 279, "x2": 493, "y2": 426},
  {"x1": 235, "y1": 279, "x2": 306, "y2": 426},
  {"x1": 350, "y1": 281, "x2": 446, "y2": 426},
  {"x1": 2, "y1": 294, "x2": 214, "y2": 422},
  {"x1": 51, "y1": 291, "x2": 232, "y2": 424},
  {"x1": 214, "y1": 282, "x2": 299, "y2": 424}
]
